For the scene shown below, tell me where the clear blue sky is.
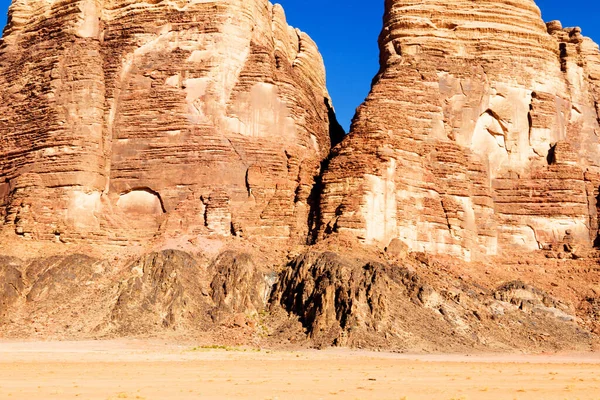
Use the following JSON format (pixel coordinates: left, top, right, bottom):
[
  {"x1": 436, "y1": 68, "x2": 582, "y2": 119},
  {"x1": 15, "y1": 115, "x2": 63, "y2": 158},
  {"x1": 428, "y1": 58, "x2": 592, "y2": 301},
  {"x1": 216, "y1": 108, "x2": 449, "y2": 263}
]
[{"x1": 1, "y1": 0, "x2": 598, "y2": 131}]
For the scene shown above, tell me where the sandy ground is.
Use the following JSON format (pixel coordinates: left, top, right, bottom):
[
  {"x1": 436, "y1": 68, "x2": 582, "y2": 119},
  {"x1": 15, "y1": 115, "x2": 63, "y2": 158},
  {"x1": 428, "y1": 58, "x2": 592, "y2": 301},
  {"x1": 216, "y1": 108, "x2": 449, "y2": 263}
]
[{"x1": 0, "y1": 341, "x2": 599, "y2": 400}]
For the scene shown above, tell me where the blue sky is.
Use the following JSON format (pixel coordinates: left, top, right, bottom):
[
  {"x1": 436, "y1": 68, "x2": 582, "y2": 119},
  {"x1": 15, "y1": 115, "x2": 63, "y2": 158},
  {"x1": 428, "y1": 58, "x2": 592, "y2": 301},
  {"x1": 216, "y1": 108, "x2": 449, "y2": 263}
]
[
  {"x1": 1, "y1": 0, "x2": 598, "y2": 131},
  {"x1": 278, "y1": 0, "x2": 600, "y2": 131}
]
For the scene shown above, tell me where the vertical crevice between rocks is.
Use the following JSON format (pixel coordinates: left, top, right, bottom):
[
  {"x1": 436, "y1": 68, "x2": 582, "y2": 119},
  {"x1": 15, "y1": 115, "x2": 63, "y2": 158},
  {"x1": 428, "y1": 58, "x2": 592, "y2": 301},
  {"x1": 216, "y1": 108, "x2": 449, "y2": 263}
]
[
  {"x1": 325, "y1": 97, "x2": 346, "y2": 147},
  {"x1": 307, "y1": 155, "x2": 332, "y2": 245},
  {"x1": 559, "y1": 43, "x2": 568, "y2": 73},
  {"x1": 547, "y1": 143, "x2": 557, "y2": 165},
  {"x1": 527, "y1": 95, "x2": 534, "y2": 146},
  {"x1": 594, "y1": 187, "x2": 600, "y2": 248},
  {"x1": 306, "y1": 99, "x2": 346, "y2": 244}
]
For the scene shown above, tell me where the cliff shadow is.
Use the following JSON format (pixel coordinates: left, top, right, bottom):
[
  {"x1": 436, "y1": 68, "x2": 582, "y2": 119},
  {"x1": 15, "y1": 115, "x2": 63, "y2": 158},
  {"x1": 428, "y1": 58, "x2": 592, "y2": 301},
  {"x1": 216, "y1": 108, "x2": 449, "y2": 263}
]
[
  {"x1": 325, "y1": 97, "x2": 346, "y2": 148},
  {"x1": 305, "y1": 98, "x2": 346, "y2": 244}
]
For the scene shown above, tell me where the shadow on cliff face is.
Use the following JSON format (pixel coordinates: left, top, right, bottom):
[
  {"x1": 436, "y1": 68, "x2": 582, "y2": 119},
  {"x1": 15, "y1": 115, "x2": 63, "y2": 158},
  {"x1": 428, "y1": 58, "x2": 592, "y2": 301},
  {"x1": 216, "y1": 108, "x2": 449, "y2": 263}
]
[
  {"x1": 594, "y1": 188, "x2": 600, "y2": 249},
  {"x1": 305, "y1": 99, "x2": 346, "y2": 245},
  {"x1": 325, "y1": 97, "x2": 346, "y2": 148},
  {"x1": 306, "y1": 156, "x2": 330, "y2": 245},
  {"x1": 0, "y1": 183, "x2": 8, "y2": 224}
]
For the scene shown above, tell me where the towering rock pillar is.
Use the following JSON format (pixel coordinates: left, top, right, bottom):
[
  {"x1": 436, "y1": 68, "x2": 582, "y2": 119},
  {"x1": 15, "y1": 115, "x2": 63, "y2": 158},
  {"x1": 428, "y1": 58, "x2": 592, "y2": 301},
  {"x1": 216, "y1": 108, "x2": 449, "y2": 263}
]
[
  {"x1": 0, "y1": 0, "x2": 336, "y2": 244},
  {"x1": 319, "y1": 0, "x2": 600, "y2": 260}
]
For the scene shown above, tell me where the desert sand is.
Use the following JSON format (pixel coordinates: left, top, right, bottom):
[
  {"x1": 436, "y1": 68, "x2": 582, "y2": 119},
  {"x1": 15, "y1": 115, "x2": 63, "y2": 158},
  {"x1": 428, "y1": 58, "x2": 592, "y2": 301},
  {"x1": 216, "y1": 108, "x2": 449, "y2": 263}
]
[{"x1": 0, "y1": 341, "x2": 599, "y2": 399}]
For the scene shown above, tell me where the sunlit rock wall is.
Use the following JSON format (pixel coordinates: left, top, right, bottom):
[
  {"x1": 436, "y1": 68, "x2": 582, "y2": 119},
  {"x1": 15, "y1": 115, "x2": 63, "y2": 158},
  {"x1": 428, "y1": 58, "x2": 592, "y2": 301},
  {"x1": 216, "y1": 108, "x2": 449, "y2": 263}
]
[
  {"x1": 319, "y1": 0, "x2": 600, "y2": 260},
  {"x1": 0, "y1": 0, "x2": 336, "y2": 244}
]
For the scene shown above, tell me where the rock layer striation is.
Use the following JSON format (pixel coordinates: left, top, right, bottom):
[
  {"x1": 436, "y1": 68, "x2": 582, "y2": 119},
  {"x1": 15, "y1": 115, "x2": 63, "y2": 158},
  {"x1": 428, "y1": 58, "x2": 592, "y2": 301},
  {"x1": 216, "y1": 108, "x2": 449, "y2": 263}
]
[
  {"x1": 0, "y1": 0, "x2": 337, "y2": 244},
  {"x1": 319, "y1": 0, "x2": 600, "y2": 260},
  {"x1": 1, "y1": 0, "x2": 600, "y2": 351}
]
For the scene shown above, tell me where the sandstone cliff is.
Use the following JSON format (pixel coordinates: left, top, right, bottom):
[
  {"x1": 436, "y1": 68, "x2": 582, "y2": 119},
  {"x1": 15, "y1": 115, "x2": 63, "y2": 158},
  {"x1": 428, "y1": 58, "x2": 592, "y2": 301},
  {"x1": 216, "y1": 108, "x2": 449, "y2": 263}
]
[
  {"x1": 319, "y1": 0, "x2": 600, "y2": 261},
  {"x1": 0, "y1": 0, "x2": 599, "y2": 352},
  {"x1": 0, "y1": 0, "x2": 339, "y2": 245}
]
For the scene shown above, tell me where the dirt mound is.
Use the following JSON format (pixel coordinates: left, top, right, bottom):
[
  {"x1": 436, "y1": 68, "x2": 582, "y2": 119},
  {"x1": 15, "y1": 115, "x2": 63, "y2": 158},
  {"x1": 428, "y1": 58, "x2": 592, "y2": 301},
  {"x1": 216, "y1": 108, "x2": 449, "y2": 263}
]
[
  {"x1": 108, "y1": 250, "x2": 275, "y2": 336},
  {"x1": 271, "y1": 252, "x2": 390, "y2": 346},
  {"x1": 26, "y1": 254, "x2": 107, "y2": 303},
  {"x1": 109, "y1": 250, "x2": 206, "y2": 334},
  {"x1": 0, "y1": 254, "x2": 114, "y2": 338},
  {"x1": 579, "y1": 295, "x2": 600, "y2": 334},
  {"x1": 0, "y1": 256, "x2": 24, "y2": 320},
  {"x1": 209, "y1": 251, "x2": 275, "y2": 321},
  {"x1": 270, "y1": 251, "x2": 470, "y2": 349},
  {"x1": 0, "y1": 249, "x2": 277, "y2": 340},
  {"x1": 0, "y1": 246, "x2": 598, "y2": 351},
  {"x1": 270, "y1": 251, "x2": 597, "y2": 351},
  {"x1": 493, "y1": 280, "x2": 573, "y2": 321}
]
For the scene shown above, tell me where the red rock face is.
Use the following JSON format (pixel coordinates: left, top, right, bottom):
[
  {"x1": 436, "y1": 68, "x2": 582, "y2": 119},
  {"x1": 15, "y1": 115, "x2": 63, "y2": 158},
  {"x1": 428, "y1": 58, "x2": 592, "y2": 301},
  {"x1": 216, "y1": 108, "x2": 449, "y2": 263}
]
[
  {"x1": 319, "y1": 0, "x2": 600, "y2": 260},
  {"x1": 0, "y1": 0, "x2": 335, "y2": 244},
  {"x1": 2, "y1": 0, "x2": 600, "y2": 350}
]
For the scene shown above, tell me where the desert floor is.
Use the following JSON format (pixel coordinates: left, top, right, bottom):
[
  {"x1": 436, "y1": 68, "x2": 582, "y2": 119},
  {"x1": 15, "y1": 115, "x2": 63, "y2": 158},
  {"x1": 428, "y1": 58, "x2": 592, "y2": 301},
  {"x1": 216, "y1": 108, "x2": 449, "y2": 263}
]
[{"x1": 0, "y1": 341, "x2": 599, "y2": 400}]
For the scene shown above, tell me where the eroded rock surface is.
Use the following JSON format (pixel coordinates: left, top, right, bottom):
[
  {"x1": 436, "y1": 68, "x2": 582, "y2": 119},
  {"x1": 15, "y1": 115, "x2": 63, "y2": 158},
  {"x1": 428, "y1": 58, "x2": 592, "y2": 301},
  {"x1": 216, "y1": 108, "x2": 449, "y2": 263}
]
[
  {"x1": 109, "y1": 251, "x2": 203, "y2": 334},
  {"x1": 0, "y1": 256, "x2": 24, "y2": 320},
  {"x1": 0, "y1": 249, "x2": 275, "y2": 340},
  {"x1": 107, "y1": 249, "x2": 272, "y2": 334},
  {"x1": 209, "y1": 251, "x2": 275, "y2": 320},
  {"x1": 319, "y1": 0, "x2": 600, "y2": 261},
  {"x1": 270, "y1": 250, "x2": 595, "y2": 351},
  {"x1": 0, "y1": 0, "x2": 338, "y2": 244},
  {"x1": 0, "y1": 0, "x2": 599, "y2": 352}
]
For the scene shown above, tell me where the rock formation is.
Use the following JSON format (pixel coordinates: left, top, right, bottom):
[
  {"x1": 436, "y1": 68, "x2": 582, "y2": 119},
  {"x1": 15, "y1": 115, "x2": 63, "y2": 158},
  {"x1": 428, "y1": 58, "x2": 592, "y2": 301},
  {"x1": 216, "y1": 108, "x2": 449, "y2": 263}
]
[
  {"x1": 0, "y1": 0, "x2": 600, "y2": 352},
  {"x1": 0, "y1": 249, "x2": 276, "y2": 340},
  {"x1": 270, "y1": 249, "x2": 595, "y2": 350},
  {"x1": 107, "y1": 250, "x2": 271, "y2": 335},
  {"x1": 318, "y1": 0, "x2": 600, "y2": 261},
  {"x1": 0, "y1": 0, "x2": 338, "y2": 245}
]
